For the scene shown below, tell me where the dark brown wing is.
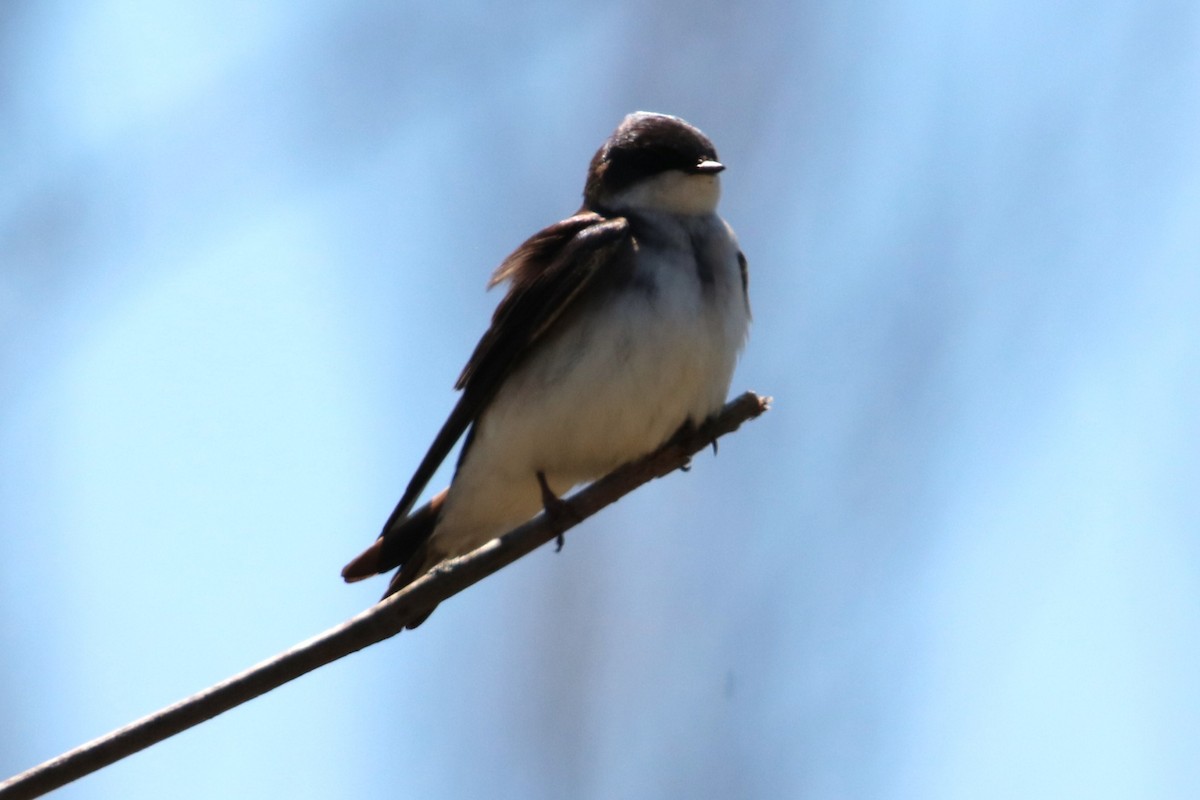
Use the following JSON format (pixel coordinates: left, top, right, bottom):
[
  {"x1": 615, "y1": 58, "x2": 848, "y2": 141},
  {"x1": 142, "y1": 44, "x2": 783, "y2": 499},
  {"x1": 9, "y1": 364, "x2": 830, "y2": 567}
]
[
  {"x1": 376, "y1": 211, "x2": 632, "y2": 536},
  {"x1": 737, "y1": 250, "x2": 751, "y2": 313}
]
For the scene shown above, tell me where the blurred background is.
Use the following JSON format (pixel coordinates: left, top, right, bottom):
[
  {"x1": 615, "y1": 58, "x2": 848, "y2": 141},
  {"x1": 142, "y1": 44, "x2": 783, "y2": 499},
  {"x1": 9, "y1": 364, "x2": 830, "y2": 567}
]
[{"x1": 2, "y1": 1, "x2": 1199, "y2": 797}]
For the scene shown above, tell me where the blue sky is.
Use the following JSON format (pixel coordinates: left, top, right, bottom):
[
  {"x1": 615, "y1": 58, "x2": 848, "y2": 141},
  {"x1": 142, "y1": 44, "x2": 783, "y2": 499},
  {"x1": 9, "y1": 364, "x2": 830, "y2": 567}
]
[{"x1": 2, "y1": 2, "x2": 1199, "y2": 798}]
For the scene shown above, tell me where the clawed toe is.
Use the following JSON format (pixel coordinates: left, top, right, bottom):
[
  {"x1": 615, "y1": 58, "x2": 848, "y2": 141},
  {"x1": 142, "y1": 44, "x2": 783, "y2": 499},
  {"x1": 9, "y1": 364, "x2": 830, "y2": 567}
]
[
  {"x1": 537, "y1": 471, "x2": 580, "y2": 551},
  {"x1": 670, "y1": 417, "x2": 718, "y2": 458}
]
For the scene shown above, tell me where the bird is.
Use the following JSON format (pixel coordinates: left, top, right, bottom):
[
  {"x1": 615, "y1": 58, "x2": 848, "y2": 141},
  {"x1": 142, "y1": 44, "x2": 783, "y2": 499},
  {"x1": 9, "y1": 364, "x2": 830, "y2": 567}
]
[{"x1": 341, "y1": 111, "x2": 751, "y2": 628}]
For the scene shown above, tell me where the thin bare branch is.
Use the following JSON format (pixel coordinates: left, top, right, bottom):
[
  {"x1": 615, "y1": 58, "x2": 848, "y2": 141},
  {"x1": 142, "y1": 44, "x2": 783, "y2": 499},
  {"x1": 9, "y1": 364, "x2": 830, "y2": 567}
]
[{"x1": 0, "y1": 391, "x2": 770, "y2": 800}]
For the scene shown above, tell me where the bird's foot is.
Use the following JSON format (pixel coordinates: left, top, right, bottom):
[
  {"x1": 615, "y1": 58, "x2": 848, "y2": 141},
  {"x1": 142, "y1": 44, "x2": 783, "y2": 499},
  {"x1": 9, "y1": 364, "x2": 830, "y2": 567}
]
[
  {"x1": 537, "y1": 471, "x2": 580, "y2": 551},
  {"x1": 668, "y1": 417, "x2": 719, "y2": 462}
]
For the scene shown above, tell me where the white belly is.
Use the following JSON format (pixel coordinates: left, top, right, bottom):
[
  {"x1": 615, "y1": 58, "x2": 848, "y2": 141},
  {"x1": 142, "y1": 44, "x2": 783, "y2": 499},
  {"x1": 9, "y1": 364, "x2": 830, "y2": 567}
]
[{"x1": 430, "y1": 214, "x2": 748, "y2": 557}]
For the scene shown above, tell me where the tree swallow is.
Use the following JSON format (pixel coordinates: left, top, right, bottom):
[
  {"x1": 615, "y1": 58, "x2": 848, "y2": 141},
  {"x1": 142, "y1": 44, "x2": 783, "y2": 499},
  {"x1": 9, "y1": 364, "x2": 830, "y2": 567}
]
[{"x1": 342, "y1": 112, "x2": 751, "y2": 627}]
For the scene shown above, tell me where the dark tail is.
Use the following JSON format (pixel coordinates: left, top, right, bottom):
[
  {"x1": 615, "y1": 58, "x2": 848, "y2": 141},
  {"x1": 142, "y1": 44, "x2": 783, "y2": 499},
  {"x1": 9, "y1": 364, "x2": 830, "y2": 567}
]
[{"x1": 341, "y1": 489, "x2": 447, "y2": 629}]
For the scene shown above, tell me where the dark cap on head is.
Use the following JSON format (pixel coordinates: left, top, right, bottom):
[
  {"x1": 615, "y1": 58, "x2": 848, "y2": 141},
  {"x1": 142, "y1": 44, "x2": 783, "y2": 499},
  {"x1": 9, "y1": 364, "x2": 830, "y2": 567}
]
[{"x1": 584, "y1": 112, "x2": 722, "y2": 210}]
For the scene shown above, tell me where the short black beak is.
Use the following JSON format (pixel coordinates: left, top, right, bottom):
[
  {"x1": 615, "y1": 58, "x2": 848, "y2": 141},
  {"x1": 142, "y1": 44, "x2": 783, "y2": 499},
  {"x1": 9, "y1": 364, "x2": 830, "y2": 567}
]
[{"x1": 692, "y1": 159, "x2": 725, "y2": 175}]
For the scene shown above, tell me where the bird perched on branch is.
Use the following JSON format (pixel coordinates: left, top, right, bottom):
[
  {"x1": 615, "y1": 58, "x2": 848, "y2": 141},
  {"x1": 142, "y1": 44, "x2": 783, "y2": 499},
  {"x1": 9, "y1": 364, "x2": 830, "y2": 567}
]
[{"x1": 342, "y1": 112, "x2": 751, "y2": 627}]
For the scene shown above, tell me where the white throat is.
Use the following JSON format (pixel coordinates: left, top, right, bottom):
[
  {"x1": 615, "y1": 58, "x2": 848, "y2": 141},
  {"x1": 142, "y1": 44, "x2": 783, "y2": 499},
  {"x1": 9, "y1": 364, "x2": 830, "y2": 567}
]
[{"x1": 606, "y1": 170, "x2": 722, "y2": 216}]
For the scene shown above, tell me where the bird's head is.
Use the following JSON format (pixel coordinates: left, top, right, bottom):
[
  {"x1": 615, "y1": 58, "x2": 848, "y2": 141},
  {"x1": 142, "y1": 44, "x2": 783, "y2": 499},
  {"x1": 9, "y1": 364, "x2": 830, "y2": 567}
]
[{"x1": 583, "y1": 112, "x2": 724, "y2": 216}]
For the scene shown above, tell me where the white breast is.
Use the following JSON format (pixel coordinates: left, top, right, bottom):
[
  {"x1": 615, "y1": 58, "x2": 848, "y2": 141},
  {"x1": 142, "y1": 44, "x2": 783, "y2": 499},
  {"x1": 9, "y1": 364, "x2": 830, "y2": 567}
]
[{"x1": 431, "y1": 211, "x2": 749, "y2": 556}]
